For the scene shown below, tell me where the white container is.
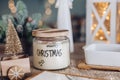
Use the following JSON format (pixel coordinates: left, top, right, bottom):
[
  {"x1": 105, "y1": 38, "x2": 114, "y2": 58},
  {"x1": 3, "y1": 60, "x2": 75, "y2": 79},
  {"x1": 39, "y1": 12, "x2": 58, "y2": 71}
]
[{"x1": 84, "y1": 44, "x2": 120, "y2": 67}]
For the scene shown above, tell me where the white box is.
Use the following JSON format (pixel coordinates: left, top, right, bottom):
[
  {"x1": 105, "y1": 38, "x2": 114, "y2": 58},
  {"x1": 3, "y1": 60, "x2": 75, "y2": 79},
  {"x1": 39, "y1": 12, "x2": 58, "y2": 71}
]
[{"x1": 84, "y1": 44, "x2": 120, "y2": 67}]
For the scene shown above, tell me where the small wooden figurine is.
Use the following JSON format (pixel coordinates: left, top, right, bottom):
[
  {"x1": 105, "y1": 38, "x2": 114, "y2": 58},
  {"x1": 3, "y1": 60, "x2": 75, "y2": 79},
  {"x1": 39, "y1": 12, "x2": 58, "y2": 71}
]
[{"x1": 0, "y1": 19, "x2": 31, "y2": 80}]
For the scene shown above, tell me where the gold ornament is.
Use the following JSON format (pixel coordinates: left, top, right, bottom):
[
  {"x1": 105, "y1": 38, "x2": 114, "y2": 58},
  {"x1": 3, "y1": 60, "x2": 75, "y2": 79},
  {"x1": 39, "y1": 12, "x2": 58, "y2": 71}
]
[
  {"x1": 8, "y1": 0, "x2": 15, "y2": 9},
  {"x1": 8, "y1": 0, "x2": 17, "y2": 14},
  {"x1": 4, "y1": 19, "x2": 23, "y2": 56}
]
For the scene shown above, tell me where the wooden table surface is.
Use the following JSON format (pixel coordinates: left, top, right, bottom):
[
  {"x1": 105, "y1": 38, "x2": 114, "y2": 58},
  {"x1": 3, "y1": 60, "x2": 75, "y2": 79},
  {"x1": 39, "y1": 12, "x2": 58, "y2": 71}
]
[
  {"x1": 1, "y1": 43, "x2": 120, "y2": 80},
  {"x1": 26, "y1": 43, "x2": 120, "y2": 80}
]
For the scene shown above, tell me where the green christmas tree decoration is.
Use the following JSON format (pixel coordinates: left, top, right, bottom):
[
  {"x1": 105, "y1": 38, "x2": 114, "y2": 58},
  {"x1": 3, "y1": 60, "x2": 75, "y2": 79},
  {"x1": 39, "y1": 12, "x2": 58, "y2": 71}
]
[
  {"x1": 16, "y1": 0, "x2": 28, "y2": 25},
  {"x1": 0, "y1": 20, "x2": 6, "y2": 39},
  {"x1": 0, "y1": 0, "x2": 43, "y2": 43}
]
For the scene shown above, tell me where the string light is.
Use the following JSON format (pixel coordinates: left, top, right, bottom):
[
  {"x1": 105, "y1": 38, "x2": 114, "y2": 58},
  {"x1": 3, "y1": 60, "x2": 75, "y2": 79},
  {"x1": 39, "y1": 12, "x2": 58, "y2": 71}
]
[
  {"x1": 48, "y1": 0, "x2": 55, "y2": 5},
  {"x1": 118, "y1": 10, "x2": 120, "y2": 14},
  {"x1": 106, "y1": 16, "x2": 110, "y2": 20},
  {"x1": 96, "y1": 33, "x2": 99, "y2": 36},
  {"x1": 103, "y1": 11, "x2": 106, "y2": 15},
  {"x1": 94, "y1": 2, "x2": 109, "y2": 17},
  {"x1": 8, "y1": 0, "x2": 16, "y2": 14},
  {"x1": 100, "y1": 36, "x2": 104, "y2": 40},
  {"x1": 45, "y1": 8, "x2": 52, "y2": 15},
  {"x1": 99, "y1": 29, "x2": 103, "y2": 33},
  {"x1": 92, "y1": 2, "x2": 110, "y2": 41},
  {"x1": 91, "y1": 14, "x2": 94, "y2": 18},
  {"x1": 91, "y1": 27, "x2": 94, "y2": 30},
  {"x1": 8, "y1": 0, "x2": 15, "y2": 9},
  {"x1": 107, "y1": 31, "x2": 110, "y2": 35},
  {"x1": 93, "y1": 24, "x2": 97, "y2": 27}
]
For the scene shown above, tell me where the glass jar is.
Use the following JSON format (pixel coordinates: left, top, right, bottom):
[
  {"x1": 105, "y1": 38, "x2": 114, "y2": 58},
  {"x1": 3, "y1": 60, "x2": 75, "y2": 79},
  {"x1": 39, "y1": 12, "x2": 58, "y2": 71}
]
[{"x1": 32, "y1": 29, "x2": 70, "y2": 70}]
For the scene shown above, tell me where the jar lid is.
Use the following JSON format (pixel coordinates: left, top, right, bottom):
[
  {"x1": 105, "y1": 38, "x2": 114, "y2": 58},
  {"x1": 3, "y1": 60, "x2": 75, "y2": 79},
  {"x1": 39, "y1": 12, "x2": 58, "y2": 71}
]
[{"x1": 32, "y1": 29, "x2": 69, "y2": 37}]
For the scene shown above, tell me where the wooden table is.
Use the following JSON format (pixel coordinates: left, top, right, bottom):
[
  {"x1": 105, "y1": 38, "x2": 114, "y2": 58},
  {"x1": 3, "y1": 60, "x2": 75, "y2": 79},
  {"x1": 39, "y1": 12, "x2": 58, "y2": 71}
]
[
  {"x1": 26, "y1": 43, "x2": 120, "y2": 80},
  {"x1": 1, "y1": 43, "x2": 120, "y2": 80}
]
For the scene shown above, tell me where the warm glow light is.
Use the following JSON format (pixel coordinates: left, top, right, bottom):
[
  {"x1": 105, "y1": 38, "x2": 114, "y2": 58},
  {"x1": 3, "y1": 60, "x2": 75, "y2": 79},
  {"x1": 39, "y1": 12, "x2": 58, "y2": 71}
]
[
  {"x1": 91, "y1": 14, "x2": 94, "y2": 18},
  {"x1": 100, "y1": 36, "x2": 104, "y2": 40},
  {"x1": 99, "y1": 29, "x2": 103, "y2": 33},
  {"x1": 91, "y1": 24, "x2": 97, "y2": 31},
  {"x1": 45, "y1": 8, "x2": 52, "y2": 15},
  {"x1": 118, "y1": 10, "x2": 120, "y2": 14},
  {"x1": 8, "y1": 0, "x2": 16, "y2": 14},
  {"x1": 93, "y1": 24, "x2": 97, "y2": 27},
  {"x1": 96, "y1": 33, "x2": 99, "y2": 36},
  {"x1": 93, "y1": 2, "x2": 109, "y2": 41},
  {"x1": 48, "y1": 0, "x2": 55, "y2": 4},
  {"x1": 8, "y1": 0, "x2": 15, "y2": 9},
  {"x1": 106, "y1": 16, "x2": 109, "y2": 20},
  {"x1": 107, "y1": 31, "x2": 110, "y2": 35},
  {"x1": 103, "y1": 11, "x2": 106, "y2": 14},
  {"x1": 91, "y1": 27, "x2": 95, "y2": 31}
]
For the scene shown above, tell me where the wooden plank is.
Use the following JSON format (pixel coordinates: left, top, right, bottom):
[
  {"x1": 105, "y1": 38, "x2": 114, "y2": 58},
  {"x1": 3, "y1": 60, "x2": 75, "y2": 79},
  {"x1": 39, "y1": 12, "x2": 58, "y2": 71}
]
[{"x1": 78, "y1": 63, "x2": 120, "y2": 71}]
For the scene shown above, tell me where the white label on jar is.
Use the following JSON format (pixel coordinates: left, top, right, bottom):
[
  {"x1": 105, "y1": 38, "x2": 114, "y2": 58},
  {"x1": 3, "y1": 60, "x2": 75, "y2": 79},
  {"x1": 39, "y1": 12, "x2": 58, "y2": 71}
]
[{"x1": 33, "y1": 40, "x2": 70, "y2": 69}]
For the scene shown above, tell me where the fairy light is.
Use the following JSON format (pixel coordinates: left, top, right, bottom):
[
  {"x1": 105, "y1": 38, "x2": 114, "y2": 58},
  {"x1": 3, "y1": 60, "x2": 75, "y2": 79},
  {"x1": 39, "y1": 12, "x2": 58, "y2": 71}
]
[
  {"x1": 96, "y1": 33, "x2": 99, "y2": 36},
  {"x1": 91, "y1": 14, "x2": 94, "y2": 18},
  {"x1": 100, "y1": 36, "x2": 104, "y2": 40},
  {"x1": 118, "y1": 10, "x2": 120, "y2": 14},
  {"x1": 93, "y1": 24, "x2": 97, "y2": 27},
  {"x1": 106, "y1": 16, "x2": 110, "y2": 20},
  {"x1": 92, "y1": 2, "x2": 110, "y2": 41},
  {"x1": 103, "y1": 11, "x2": 106, "y2": 15},
  {"x1": 107, "y1": 31, "x2": 110, "y2": 35},
  {"x1": 99, "y1": 29, "x2": 103, "y2": 33},
  {"x1": 8, "y1": 0, "x2": 15, "y2": 9},
  {"x1": 48, "y1": 0, "x2": 55, "y2": 5},
  {"x1": 8, "y1": 0, "x2": 16, "y2": 14},
  {"x1": 45, "y1": 8, "x2": 52, "y2": 15},
  {"x1": 91, "y1": 27, "x2": 94, "y2": 31}
]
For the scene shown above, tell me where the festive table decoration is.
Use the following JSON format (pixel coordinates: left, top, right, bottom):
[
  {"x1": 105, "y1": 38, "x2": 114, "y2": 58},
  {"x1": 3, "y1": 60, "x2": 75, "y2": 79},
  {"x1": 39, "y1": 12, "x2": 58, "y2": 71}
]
[
  {"x1": 0, "y1": 19, "x2": 31, "y2": 80},
  {"x1": 79, "y1": 0, "x2": 120, "y2": 71},
  {"x1": 86, "y1": 0, "x2": 117, "y2": 45},
  {"x1": 8, "y1": 0, "x2": 17, "y2": 14},
  {"x1": 32, "y1": 29, "x2": 70, "y2": 70},
  {"x1": 4, "y1": 19, "x2": 23, "y2": 59}
]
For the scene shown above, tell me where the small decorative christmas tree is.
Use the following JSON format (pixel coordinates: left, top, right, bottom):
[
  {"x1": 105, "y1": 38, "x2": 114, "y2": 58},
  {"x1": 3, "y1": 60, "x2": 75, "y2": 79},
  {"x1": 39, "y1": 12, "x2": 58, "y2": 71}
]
[{"x1": 4, "y1": 19, "x2": 23, "y2": 58}]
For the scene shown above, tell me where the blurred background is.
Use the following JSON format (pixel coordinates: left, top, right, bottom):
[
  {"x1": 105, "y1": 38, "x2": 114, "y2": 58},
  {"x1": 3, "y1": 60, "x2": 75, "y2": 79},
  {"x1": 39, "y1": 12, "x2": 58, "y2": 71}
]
[{"x1": 0, "y1": 0, "x2": 86, "y2": 43}]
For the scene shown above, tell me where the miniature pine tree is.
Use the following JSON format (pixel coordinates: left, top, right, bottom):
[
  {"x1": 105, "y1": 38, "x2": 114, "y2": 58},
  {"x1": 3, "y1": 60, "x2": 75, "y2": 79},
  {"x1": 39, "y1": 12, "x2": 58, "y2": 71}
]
[{"x1": 4, "y1": 19, "x2": 23, "y2": 57}]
